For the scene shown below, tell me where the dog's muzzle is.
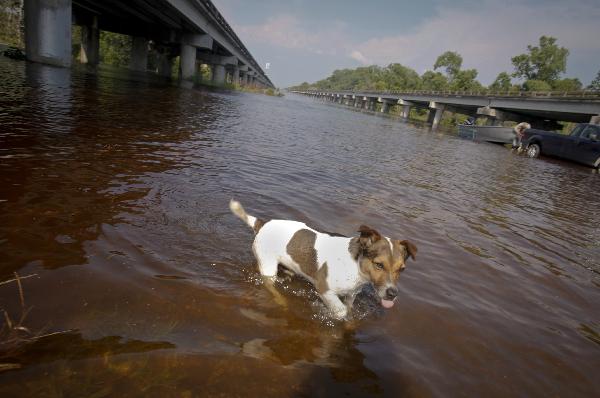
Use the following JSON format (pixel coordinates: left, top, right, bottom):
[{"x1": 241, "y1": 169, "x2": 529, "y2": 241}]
[{"x1": 380, "y1": 286, "x2": 397, "y2": 309}]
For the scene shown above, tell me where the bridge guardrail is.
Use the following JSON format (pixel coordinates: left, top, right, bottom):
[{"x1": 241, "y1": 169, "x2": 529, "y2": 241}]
[{"x1": 293, "y1": 89, "x2": 600, "y2": 100}]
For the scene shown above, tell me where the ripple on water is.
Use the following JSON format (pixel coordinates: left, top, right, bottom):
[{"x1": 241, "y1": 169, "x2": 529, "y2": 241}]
[{"x1": 0, "y1": 58, "x2": 599, "y2": 397}]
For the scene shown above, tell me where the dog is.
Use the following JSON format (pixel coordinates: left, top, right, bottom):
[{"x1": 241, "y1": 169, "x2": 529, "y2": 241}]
[{"x1": 230, "y1": 199, "x2": 417, "y2": 319}]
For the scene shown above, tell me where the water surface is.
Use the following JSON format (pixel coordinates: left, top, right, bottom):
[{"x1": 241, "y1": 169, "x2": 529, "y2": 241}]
[{"x1": 0, "y1": 57, "x2": 599, "y2": 397}]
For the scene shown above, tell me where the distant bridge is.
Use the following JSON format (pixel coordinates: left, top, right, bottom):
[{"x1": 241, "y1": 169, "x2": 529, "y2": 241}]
[
  {"x1": 24, "y1": 0, "x2": 273, "y2": 88},
  {"x1": 292, "y1": 90, "x2": 600, "y2": 130}
]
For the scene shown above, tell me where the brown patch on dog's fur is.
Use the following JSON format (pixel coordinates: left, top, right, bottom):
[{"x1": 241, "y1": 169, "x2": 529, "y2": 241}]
[
  {"x1": 253, "y1": 218, "x2": 266, "y2": 233},
  {"x1": 315, "y1": 262, "x2": 329, "y2": 293},
  {"x1": 286, "y1": 229, "x2": 318, "y2": 276},
  {"x1": 286, "y1": 229, "x2": 329, "y2": 293}
]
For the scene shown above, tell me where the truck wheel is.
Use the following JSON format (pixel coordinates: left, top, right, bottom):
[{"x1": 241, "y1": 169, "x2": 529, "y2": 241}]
[{"x1": 526, "y1": 143, "x2": 541, "y2": 158}]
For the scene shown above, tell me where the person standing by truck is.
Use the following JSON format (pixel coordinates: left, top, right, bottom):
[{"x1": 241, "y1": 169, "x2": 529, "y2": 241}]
[{"x1": 513, "y1": 122, "x2": 531, "y2": 151}]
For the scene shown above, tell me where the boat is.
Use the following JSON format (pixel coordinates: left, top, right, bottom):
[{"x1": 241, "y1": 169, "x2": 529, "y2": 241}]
[{"x1": 457, "y1": 124, "x2": 515, "y2": 144}]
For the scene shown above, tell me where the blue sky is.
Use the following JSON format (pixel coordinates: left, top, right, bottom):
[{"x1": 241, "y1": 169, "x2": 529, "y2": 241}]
[{"x1": 214, "y1": 0, "x2": 600, "y2": 88}]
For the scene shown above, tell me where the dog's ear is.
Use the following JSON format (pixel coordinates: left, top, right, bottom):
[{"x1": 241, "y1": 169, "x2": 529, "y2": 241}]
[
  {"x1": 399, "y1": 240, "x2": 417, "y2": 261},
  {"x1": 358, "y1": 225, "x2": 382, "y2": 247}
]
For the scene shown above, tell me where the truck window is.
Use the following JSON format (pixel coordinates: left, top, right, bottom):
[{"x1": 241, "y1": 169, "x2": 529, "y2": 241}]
[
  {"x1": 570, "y1": 124, "x2": 584, "y2": 137},
  {"x1": 581, "y1": 125, "x2": 600, "y2": 140}
]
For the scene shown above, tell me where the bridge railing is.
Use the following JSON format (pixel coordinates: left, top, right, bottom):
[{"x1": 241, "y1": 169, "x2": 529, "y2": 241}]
[
  {"x1": 293, "y1": 89, "x2": 600, "y2": 99},
  {"x1": 202, "y1": 0, "x2": 273, "y2": 86}
]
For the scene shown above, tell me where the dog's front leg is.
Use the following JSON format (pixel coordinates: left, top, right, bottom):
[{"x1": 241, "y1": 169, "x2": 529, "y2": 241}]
[
  {"x1": 344, "y1": 292, "x2": 358, "y2": 310},
  {"x1": 320, "y1": 290, "x2": 348, "y2": 320}
]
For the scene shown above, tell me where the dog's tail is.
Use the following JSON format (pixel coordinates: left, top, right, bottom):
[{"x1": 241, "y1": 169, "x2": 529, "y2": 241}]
[{"x1": 229, "y1": 199, "x2": 265, "y2": 233}]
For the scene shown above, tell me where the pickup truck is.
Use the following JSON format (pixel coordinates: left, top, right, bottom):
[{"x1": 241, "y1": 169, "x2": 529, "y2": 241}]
[{"x1": 522, "y1": 123, "x2": 600, "y2": 168}]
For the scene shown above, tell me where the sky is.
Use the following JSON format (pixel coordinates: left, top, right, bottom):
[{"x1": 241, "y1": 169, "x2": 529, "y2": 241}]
[{"x1": 213, "y1": 0, "x2": 600, "y2": 88}]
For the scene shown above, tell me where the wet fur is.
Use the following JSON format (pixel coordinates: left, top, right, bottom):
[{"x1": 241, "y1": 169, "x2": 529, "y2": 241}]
[{"x1": 230, "y1": 199, "x2": 417, "y2": 319}]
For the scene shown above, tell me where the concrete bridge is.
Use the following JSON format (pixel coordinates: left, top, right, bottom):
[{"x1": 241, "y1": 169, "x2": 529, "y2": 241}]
[
  {"x1": 293, "y1": 90, "x2": 600, "y2": 130},
  {"x1": 24, "y1": 0, "x2": 273, "y2": 88}
]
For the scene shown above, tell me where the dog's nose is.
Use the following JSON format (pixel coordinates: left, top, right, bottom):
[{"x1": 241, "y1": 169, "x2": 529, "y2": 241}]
[{"x1": 385, "y1": 287, "x2": 398, "y2": 300}]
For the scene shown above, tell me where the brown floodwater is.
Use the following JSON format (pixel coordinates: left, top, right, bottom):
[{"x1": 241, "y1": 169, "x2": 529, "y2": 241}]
[{"x1": 0, "y1": 56, "x2": 599, "y2": 397}]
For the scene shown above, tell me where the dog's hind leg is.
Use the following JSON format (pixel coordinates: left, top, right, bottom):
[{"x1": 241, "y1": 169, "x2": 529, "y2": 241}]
[{"x1": 253, "y1": 248, "x2": 288, "y2": 308}]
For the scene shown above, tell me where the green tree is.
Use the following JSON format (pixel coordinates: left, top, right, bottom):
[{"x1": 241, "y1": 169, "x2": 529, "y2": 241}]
[
  {"x1": 511, "y1": 36, "x2": 568, "y2": 83},
  {"x1": 551, "y1": 78, "x2": 582, "y2": 91},
  {"x1": 450, "y1": 69, "x2": 484, "y2": 91},
  {"x1": 523, "y1": 79, "x2": 552, "y2": 92},
  {"x1": 433, "y1": 51, "x2": 463, "y2": 78},
  {"x1": 421, "y1": 70, "x2": 448, "y2": 91},
  {"x1": 587, "y1": 70, "x2": 600, "y2": 90},
  {"x1": 383, "y1": 63, "x2": 421, "y2": 90},
  {"x1": 99, "y1": 31, "x2": 131, "y2": 67},
  {"x1": 489, "y1": 72, "x2": 512, "y2": 92},
  {"x1": 0, "y1": 0, "x2": 24, "y2": 47}
]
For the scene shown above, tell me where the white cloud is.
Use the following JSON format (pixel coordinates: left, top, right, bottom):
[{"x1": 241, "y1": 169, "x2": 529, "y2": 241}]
[
  {"x1": 349, "y1": 50, "x2": 370, "y2": 65},
  {"x1": 236, "y1": 15, "x2": 349, "y2": 56},
  {"x1": 352, "y1": 1, "x2": 600, "y2": 83},
  {"x1": 233, "y1": 1, "x2": 600, "y2": 84}
]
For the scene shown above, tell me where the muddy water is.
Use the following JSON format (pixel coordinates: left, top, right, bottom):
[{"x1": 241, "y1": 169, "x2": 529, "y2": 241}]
[{"x1": 0, "y1": 57, "x2": 599, "y2": 397}]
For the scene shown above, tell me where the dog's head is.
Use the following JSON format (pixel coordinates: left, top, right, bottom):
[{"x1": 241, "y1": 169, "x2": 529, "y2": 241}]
[{"x1": 349, "y1": 225, "x2": 417, "y2": 309}]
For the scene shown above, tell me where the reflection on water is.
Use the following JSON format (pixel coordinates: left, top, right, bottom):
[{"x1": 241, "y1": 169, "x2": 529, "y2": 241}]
[{"x1": 0, "y1": 57, "x2": 599, "y2": 397}]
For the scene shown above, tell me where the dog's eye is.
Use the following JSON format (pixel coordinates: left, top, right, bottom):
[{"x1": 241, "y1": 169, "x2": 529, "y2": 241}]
[{"x1": 374, "y1": 262, "x2": 384, "y2": 270}]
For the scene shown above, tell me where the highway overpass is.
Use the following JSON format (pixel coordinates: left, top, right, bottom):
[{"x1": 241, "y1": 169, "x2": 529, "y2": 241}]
[
  {"x1": 293, "y1": 90, "x2": 600, "y2": 130},
  {"x1": 24, "y1": 0, "x2": 273, "y2": 88}
]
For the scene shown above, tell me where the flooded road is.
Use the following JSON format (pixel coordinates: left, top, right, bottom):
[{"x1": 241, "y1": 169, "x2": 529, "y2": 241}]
[{"x1": 1, "y1": 56, "x2": 599, "y2": 397}]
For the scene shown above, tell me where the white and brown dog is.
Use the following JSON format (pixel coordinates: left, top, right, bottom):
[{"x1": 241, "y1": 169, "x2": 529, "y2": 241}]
[{"x1": 230, "y1": 199, "x2": 417, "y2": 319}]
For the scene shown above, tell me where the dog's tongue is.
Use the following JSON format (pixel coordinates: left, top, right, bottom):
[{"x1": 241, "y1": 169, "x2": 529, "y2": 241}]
[{"x1": 381, "y1": 299, "x2": 395, "y2": 309}]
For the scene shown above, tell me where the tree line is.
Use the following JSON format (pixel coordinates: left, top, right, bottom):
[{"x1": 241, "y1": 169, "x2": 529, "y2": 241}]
[{"x1": 290, "y1": 36, "x2": 600, "y2": 93}]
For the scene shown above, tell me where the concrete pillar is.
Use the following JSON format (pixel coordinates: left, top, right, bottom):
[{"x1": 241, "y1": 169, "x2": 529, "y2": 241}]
[
  {"x1": 402, "y1": 105, "x2": 411, "y2": 118},
  {"x1": 130, "y1": 37, "x2": 148, "y2": 71},
  {"x1": 24, "y1": 0, "x2": 72, "y2": 67},
  {"x1": 364, "y1": 99, "x2": 371, "y2": 110},
  {"x1": 158, "y1": 53, "x2": 174, "y2": 77},
  {"x1": 232, "y1": 65, "x2": 240, "y2": 85},
  {"x1": 427, "y1": 108, "x2": 436, "y2": 125},
  {"x1": 590, "y1": 115, "x2": 600, "y2": 125},
  {"x1": 212, "y1": 64, "x2": 226, "y2": 85},
  {"x1": 431, "y1": 105, "x2": 446, "y2": 131},
  {"x1": 381, "y1": 101, "x2": 390, "y2": 114},
  {"x1": 179, "y1": 43, "x2": 196, "y2": 80},
  {"x1": 78, "y1": 16, "x2": 99, "y2": 65}
]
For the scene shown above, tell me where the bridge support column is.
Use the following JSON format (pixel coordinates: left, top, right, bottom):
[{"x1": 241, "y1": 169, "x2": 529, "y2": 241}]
[
  {"x1": 212, "y1": 64, "x2": 226, "y2": 85},
  {"x1": 231, "y1": 65, "x2": 240, "y2": 85},
  {"x1": 130, "y1": 37, "x2": 148, "y2": 71},
  {"x1": 24, "y1": 0, "x2": 72, "y2": 67},
  {"x1": 179, "y1": 43, "x2": 196, "y2": 80},
  {"x1": 590, "y1": 115, "x2": 600, "y2": 125},
  {"x1": 381, "y1": 100, "x2": 393, "y2": 114},
  {"x1": 157, "y1": 52, "x2": 174, "y2": 78},
  {"x1": 428, "y1": 102, "x2": 446, "y2": 131},
  {"x1": 477, "y1": 106, "x2": 507, "y2": 127},
  {"x1": 402, "y1": 105, "x2": 411, "y2": 118},
  {"x1": 78, "y1": 16, "x2": 99, "y2": 65}
]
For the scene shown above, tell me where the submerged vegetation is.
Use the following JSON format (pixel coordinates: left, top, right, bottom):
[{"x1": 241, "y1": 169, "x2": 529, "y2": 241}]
[{"x1": 290, "y1": 36, "x2": 592, "y2": 94}]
